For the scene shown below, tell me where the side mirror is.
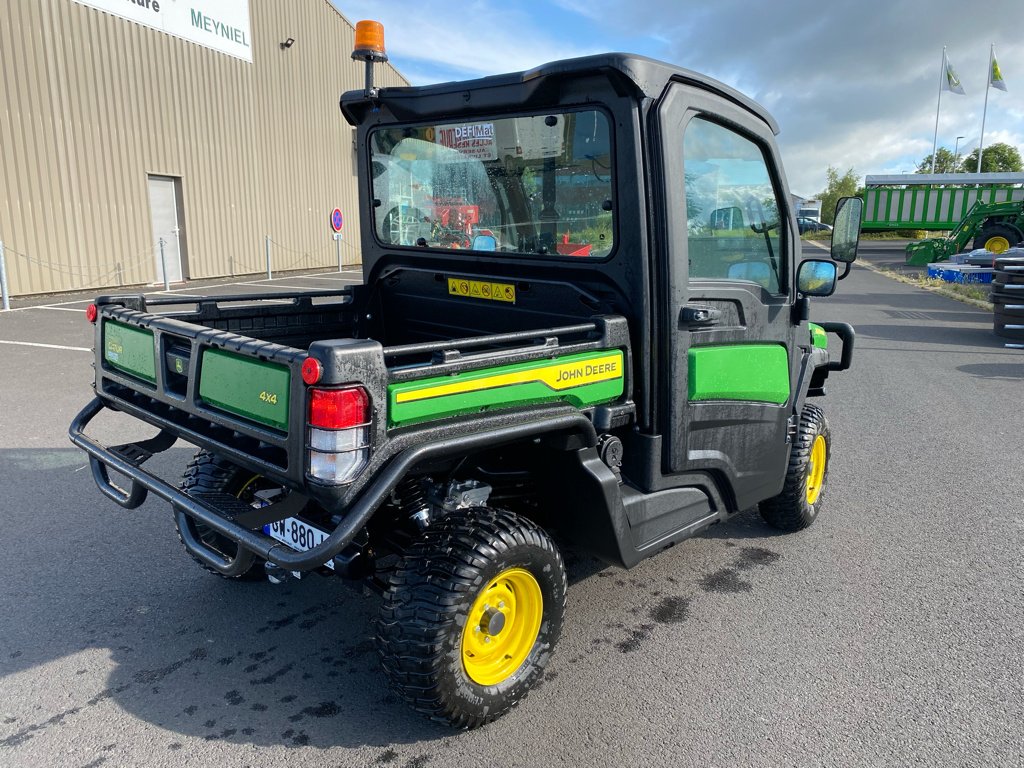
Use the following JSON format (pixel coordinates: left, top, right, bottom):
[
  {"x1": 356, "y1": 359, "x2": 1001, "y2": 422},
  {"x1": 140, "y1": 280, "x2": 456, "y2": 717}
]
[
  {"x1": 831, "y1": 196, "x2": 863, "y2": 264},
  {"x1": 797, "y1": 259, "x2": 838, "y2": 297},
  {"x1": 471, "y1": 235, "x2": 497, "y2": 252}
]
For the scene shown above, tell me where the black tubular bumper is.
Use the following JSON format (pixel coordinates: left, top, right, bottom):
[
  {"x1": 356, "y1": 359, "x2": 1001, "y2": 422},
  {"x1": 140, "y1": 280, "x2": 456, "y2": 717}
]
[
  {"x1": 819, "y1": 321, "x2": 855, "y2": 371},
  {"x1": 69, "y1": 396, "x2": 597, "y2": 574}
]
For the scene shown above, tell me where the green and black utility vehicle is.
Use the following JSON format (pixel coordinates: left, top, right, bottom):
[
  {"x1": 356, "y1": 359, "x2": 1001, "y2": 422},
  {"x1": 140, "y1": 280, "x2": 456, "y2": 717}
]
[{"x1": 70, "y1": 40, "x2": 860, "y2": 728}]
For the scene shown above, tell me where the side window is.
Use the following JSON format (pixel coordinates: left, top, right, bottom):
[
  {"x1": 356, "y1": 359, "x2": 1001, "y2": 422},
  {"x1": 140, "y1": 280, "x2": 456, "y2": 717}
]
[{"x1": 683, "y1": 117, "x2": 785, "y2": 293}]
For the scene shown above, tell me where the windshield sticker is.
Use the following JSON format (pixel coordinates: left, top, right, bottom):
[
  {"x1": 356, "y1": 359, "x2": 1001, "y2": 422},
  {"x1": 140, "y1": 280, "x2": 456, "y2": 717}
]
[{"x1": 435, "y1": 123, "x2": 497, "y2": 161}]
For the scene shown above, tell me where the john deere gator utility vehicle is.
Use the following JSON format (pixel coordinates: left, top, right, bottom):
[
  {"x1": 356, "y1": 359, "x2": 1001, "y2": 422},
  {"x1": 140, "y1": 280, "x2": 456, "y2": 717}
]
[{"x1": 70, "y1": 21, "x2": 860, "y2": 728}]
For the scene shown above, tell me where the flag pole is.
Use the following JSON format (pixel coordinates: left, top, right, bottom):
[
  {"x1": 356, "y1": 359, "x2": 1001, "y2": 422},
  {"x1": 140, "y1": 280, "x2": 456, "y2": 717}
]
[
  {"x1": 931, "y1": 47, "x2": 946, "y2": 174},
  {"x1": 976, "y1": 44, "x2": 993, "y2": 173}
]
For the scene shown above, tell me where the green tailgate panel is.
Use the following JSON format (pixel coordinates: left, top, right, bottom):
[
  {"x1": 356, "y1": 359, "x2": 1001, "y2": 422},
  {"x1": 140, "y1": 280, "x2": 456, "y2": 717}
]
[
  {"x1": 688, "y1": 344, "x2": 790, "y2": 404},
  {"x1": 199, "y1": 349, "x2": 290, "y2": 431},
  {"x1": 103, "y1": 321, "x2": 156, "y2": 384},
  {"x1": 389, "y1": 349, "x2": 625, "y2": 427}
]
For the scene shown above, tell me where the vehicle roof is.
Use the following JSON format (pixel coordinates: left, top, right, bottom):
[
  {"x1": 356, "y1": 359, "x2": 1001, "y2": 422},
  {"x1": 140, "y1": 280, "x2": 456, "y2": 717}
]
[{"x1": 342, "y1": 53, "x2": 779, "y2": 135}]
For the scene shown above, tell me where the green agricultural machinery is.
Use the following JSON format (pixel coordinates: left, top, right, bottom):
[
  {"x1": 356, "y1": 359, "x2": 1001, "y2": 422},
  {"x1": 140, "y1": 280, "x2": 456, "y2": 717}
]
[{"x1": 906, "y1": 200, "x2": 1024, "y2": 266}]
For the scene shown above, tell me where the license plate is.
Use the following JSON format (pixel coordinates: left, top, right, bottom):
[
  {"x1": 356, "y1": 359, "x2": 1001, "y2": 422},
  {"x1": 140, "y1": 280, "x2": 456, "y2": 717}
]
[{"x1": 263, "y1": 518, "x2": 334, "y2": 570}]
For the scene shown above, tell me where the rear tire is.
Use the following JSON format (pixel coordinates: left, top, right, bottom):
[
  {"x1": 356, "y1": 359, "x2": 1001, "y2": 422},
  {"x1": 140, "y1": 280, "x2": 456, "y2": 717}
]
[
  {"x1": 176, "y1": 451, "x2": 266, "y2": 580},
  {"x1": 973, "y1": 224, "x2": 1022, "y2": 254},
  {"x1": 376, "y1": 507, "x2": 566, "y2": 728},
  {"x1": 759, "y1": 404, "x2": 831, "y2": 532}
]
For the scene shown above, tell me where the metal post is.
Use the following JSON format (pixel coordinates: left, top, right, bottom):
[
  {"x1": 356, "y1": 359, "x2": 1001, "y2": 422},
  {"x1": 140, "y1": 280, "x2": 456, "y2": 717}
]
[
  {"x1": 265, "y1": 235, "x2": 272, "y2": 280},
  {"x1": 0, "y1": 240, "x2": 10, "y2": 311},
  {"x1": 159, "y1": 237, "x2": 170, "y2": 291},
  {"x1": 336, "y1": 233, "x2": 342, "y2": 271}
]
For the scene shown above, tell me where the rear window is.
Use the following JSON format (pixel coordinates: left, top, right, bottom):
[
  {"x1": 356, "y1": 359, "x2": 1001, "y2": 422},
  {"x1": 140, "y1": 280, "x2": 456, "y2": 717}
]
[{"x1": 369, "y1": 110, "x2": 614, "y2": 258}]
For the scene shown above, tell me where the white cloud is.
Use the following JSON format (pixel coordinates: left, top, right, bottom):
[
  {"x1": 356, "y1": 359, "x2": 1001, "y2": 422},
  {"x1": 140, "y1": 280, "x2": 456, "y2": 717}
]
[{"x1": 333, "y1": 0, "x2": 1024, "y2": 194}]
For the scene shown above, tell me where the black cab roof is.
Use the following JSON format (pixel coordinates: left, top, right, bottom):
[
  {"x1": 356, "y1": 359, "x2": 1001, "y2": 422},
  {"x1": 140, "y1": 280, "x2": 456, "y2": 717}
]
[{"x1": 342, "y1": 53, "x2": 778, "y2": 135}]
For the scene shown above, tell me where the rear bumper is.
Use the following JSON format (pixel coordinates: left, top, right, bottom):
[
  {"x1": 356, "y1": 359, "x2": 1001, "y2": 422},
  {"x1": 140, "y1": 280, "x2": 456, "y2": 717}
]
[{"x1": 70, "y1": 396, "x2": 597, "y2": 574}]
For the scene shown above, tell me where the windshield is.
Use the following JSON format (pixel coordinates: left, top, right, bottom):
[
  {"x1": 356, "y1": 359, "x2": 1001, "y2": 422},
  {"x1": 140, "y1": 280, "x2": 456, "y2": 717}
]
[{"x1": 369, "y1": 110, "x2": 614, "y2": 258}]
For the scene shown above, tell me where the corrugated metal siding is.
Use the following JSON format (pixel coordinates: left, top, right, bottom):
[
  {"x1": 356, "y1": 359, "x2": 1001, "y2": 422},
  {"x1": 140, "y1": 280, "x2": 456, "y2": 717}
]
[{"x1": 0, "y1": 0, "x2": 407, "y2": 296}]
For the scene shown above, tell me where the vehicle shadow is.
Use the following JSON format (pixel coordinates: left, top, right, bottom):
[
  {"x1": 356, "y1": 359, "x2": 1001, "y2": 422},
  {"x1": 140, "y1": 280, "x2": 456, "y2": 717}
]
[
  {"x1": 0, "y1": 446, "x2": 785, "y2": 756},
  {"x1": 0, "y1": 447, "x2": 447, "y2": 752},
  {"x1": 702, "y1": 506, "x2": 782, "y2": 540},
  {"x1": 956, "y1": 362, "x2": 1024, "y2": 380},
  {"x1": 853, "y1": 324, "x2": 1005, "y2": 348}
]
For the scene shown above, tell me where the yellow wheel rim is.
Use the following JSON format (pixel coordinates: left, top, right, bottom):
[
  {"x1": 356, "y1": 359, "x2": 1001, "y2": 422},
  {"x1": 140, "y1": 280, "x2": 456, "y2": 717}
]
[
  {"x1": 986, "y1": 236, "x2": 1011, "y2": 254},
  {"x1": 806, "y1": 434, "x2": 827, "y2": 506},
  {"x1": 461, "y1": 567, "x2": 543, "y2": 686}
]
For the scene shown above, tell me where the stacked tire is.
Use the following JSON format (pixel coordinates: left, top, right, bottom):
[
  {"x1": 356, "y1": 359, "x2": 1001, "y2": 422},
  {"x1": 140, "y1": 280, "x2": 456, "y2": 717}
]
[{"x1": 992, "y1": 255, "x2": 1024, "y2": 341}]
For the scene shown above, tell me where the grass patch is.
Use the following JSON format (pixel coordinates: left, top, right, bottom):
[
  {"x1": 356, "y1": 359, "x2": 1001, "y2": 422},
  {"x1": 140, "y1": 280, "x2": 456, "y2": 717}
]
[
  {"x1": 872, "y1": 266, "x2": 993, "y2": 309},
  {"x1": 860, "y1": 230, "x2": 932, "y2": 240},
  {"x1": 801, "y1": 230, "x2": 932, "y2": 242}
]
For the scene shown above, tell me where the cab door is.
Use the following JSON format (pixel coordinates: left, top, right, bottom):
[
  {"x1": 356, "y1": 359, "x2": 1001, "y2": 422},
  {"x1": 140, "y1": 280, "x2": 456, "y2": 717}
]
[{"x1": 658, "y1": 83, "x2": 798, "y2": 510}]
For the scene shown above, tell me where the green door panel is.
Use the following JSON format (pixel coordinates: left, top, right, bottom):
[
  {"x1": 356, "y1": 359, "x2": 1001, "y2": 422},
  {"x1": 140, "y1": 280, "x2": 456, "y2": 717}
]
[{"x1": 687, "y1": 344, "x2": 790, "y2": 404}]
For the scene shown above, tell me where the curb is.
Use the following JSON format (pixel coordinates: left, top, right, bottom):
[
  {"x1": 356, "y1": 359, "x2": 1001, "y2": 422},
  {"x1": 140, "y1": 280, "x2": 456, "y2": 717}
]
[{"x1": 856, "y1": 260, "x2": 994, "y2": 312}]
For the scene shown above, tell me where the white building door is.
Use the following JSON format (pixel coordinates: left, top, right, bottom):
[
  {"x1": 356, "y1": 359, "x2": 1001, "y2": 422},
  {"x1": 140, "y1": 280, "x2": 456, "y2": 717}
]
[{"x1": 148, "y1": 175, "x2": 186, "y2": 284}]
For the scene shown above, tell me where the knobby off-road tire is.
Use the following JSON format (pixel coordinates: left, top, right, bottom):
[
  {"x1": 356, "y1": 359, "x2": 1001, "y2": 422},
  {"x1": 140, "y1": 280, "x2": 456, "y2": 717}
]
[
  {"x1": 759, "y1": 403, "x2": 831, "y2": 532},
  {"x1": 176, "y1": 450, "x2": 266, "y2": 580},
  {"x1": 377, "y1": 507, "x2": 567, "y2": 728}
]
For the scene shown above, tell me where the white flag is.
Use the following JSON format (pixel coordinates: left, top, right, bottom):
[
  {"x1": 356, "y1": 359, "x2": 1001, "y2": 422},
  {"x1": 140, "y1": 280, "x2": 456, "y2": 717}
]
[
  {"x1": 991, "y1": 50, "x2": 1008, "y2": 91},
  {"x1": 943, "y1": 52, "x2": 966, "y2": 94}
]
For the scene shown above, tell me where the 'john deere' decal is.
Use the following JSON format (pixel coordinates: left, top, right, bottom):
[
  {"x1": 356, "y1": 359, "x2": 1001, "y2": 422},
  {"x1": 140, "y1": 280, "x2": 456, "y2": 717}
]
[{"x1": 389, "y1": 349, "x2": 624, "y2": 426}]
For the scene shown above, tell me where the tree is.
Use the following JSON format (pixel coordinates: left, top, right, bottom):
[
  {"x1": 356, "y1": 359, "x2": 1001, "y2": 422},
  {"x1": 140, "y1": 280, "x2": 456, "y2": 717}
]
[
  {"x1": 817, "y1": 166, "x2": 859, "y2": 225},
  {"x1": 958, "y1": 142, "x2": 1023, "y2": 173},
  {"x1": 915, "y1": 147, "x2": 960, "y2": 174}
]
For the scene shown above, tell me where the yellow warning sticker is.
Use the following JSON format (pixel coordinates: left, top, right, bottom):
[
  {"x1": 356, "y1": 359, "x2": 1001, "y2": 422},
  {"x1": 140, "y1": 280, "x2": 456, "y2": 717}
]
[{"x1": 447, "y1": 277, "x2": 516, "y2": 304}]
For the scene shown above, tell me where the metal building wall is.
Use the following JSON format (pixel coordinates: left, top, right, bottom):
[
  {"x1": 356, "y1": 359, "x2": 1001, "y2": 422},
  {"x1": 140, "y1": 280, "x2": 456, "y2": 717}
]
[{"x1": 0, "y1": 0, "x2": 407, "y2": 296}]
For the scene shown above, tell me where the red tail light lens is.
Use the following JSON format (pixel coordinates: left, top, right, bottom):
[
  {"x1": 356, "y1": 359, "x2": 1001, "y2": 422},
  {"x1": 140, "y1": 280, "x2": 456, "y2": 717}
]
[
  {"x1": 308, "y1": 387, "x2": 370, "y2": 429},
  {"x1": 85, "y1": 304, "x2": 98, "y2": 323}
]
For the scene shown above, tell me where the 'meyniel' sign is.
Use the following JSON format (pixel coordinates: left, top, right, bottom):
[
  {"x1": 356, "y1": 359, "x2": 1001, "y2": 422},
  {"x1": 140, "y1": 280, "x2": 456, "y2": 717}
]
[{"x1": 73, "y1": 0, "x2": 253, "y2": 63}]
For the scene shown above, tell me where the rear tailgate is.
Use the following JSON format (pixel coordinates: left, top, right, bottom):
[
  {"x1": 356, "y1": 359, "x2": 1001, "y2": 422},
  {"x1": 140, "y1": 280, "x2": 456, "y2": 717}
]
[{"x1": 91, "y1": 291, "x2": 367, "y2": 490}]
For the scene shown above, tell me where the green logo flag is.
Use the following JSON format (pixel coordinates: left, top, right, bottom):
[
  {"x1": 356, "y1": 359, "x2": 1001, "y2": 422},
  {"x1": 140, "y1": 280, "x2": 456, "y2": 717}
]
[
  {"x1": 991, "y1": 51, "x2": 1008, "y2": 91},
  {"x1": 944, "y1": 53, "x2": 966, "y2": 94}
]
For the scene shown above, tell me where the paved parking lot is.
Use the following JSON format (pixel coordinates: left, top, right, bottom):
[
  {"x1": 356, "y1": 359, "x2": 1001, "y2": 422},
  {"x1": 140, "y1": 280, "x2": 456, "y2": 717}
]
[{"x1": 1, "y1": 261, "x2": 1021, "y2": 767}]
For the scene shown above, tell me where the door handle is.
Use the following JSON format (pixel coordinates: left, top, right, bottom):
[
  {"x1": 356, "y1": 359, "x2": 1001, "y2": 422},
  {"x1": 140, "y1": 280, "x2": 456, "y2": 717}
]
[{"x1": 681, "y1": 306, "x2": 722, "y2": 327}]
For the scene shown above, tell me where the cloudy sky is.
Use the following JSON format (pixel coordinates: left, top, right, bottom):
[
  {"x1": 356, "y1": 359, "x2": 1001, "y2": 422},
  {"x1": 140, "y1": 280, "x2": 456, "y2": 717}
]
[{"x1": 331, "y1": 0, "x2": 1023, "y2": 197}]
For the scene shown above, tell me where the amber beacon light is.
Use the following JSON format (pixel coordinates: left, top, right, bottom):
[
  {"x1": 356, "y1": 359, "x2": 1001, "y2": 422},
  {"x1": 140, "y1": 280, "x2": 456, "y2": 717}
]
[{"x1": 352, "y1": 20, "x2": 387, "y2": 98}]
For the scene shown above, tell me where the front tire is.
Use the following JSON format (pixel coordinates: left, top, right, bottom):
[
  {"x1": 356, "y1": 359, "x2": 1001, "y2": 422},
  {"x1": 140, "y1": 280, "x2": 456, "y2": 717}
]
[
  {"x1": 759, "y1": 404, "x2": 831, "y2": 531},
  {"x1": 376, "y1": 507, "x2": 567, "y2": 728}
]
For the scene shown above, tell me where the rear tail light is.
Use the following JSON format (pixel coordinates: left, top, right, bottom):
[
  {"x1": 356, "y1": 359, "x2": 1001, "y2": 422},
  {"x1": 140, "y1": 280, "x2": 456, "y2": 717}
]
[
  {"x1": 307, "y1": 386, "x2": 371, "y2": 485},
  {"x1": 85, "y1": 304, "x2": 98, "y2": 323}
]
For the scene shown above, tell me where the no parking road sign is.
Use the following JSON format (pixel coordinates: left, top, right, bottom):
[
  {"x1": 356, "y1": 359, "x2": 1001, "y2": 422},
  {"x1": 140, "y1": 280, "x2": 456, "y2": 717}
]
[{"x1": 331, "y1": 208, "x2": 344, "y2": 233}]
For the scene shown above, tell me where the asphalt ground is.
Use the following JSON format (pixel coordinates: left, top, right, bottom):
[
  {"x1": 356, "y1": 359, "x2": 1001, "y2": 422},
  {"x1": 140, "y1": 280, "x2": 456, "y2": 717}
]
[{"x1": 1, "y1": 254, "x2": 1021, "y2": 767}]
